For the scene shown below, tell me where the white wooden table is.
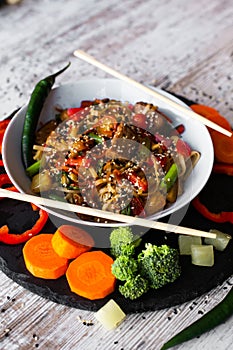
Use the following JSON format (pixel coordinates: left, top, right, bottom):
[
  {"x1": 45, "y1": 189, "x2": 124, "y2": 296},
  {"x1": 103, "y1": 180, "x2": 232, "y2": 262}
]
[{"x1": 0, "y1": 1, "x2": 233, "y2": 349}]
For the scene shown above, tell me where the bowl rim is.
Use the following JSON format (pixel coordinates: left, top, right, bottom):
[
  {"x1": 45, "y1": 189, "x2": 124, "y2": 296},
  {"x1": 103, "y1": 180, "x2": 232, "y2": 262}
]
[{"x1": 2, "y1": 79, "x2": 214, "y2": 227}]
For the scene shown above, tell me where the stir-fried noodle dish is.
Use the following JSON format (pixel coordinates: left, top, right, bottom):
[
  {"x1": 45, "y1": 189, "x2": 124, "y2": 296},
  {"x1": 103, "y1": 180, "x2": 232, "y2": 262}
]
[{"x1": 30, "y1": 99, "x2": 200, "y2": 222}]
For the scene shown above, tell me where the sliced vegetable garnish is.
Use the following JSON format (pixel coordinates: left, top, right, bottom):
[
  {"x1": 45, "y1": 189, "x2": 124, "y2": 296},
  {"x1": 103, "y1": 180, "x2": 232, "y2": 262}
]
[
  {"x1": 51, "y1": 225, "x2": 94, "y2": 259},
  {"x1": 66, "y1": 251, "x2": 116, "y2": 300},
  {"x1": 23, "y1": 233, "x2": 68, "y2": 279}
]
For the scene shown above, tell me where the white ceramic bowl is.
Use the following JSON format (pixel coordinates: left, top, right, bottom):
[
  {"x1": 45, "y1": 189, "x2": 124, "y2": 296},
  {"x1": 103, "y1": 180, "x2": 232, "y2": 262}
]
[{"x1": 2, "y1": 79, "x2": 214, "y2": 227}]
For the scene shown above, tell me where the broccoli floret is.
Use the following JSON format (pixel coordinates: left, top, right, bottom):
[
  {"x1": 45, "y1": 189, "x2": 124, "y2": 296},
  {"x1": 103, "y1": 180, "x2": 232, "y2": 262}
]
[
  {"x1": 119, "y1": 274, "x2": 149, "y2": 300},
  {"x1": 111, "y1": 255, "x2": 138, "y2": 281},
  {"x1": 138, "y1": 243, "x2": 181, "y2": 289},
  {"x1": 109, "y1": 226, "x2": 141, "y2": 258}
]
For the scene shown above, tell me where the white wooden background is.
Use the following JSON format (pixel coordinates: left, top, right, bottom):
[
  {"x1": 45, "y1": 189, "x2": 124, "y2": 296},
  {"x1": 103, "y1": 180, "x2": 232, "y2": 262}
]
[{"x1": 0, "y1": 0, "x2": 233, "y2": 349}]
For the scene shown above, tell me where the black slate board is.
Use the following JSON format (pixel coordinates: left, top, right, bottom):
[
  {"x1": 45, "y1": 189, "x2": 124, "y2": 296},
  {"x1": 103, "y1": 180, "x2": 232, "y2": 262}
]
[
  {"x1": 1, "y1": 99, "x2": 233, "y2": 314},
  {"x1": 0, "y1": 186, "x2": 233, "y2": 313}
]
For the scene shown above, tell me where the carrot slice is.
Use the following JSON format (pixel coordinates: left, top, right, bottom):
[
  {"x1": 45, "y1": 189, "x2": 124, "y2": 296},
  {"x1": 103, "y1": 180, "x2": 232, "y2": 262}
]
[
  {"x1": 51, "y1": 225, "x2": 94, "y2": 259},
  {"x1": 190, "y1": 104, "x2": 232, "y2": 131},
  {"x1": 213, "y1": 163, "x2": 233, "y2": 176},
  {"x1": 190, "y1": 104, "x2": 233, "y2": 164},
  {"x1": 66, "y1": 251, "x2": 116, "y2": 300},
  {"x1": 23, "y1": 234, "x2": 68, "y2": 279},
  {"x1": 211, "y1": 131, "x2": 233, "y2": 164}
]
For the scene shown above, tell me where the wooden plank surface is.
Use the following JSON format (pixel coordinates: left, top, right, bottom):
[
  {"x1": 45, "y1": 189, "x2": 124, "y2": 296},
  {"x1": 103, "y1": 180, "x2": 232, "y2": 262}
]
[{"x1": 0, "y1": 0, "x2": 233, "y2": 349}]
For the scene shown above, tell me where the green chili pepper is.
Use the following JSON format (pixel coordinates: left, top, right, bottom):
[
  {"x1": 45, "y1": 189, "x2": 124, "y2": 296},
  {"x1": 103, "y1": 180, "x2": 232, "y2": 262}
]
[
  {"x1": 161, "y1": 286, "x2": 233, "y2": 349},
  {"x1": 160, "y1": 163, "x2": 178, "y2": 192},
  {"x1": 22, "y1": 62, "x2": 71, "y2": 169}
]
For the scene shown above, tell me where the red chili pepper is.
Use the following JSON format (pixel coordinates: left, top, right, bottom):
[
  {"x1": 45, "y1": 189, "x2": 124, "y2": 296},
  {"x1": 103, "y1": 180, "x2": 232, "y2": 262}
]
[
  {"x1": 131, "y1": 197, "x2": 146, "y2": 217},
  {"x1": 127, "y1": 172, "x2": 148, "y2": 192},
  {"x1": 66, "y1": 107, "x2": 85, "y2": 121},
  {"x1": 132, "y1": 113, "x2": 147, "y2": 129},
  {"x1": 0, "y1": 208, "x2": 49, "y2": 245},
  {"x1": 154, "y1": 133, "x2": 172, "y2": 148},
  {"x1": 175, "y1": 124, "x2": 185, "y2": 134},
  {"x1": 192, "y1": 196, "x2": 233, "y2": 224},
  {"x1": 67, "y1": 107, "x2": 83, "y2": 116},
  {"x1": 176, "y1": 139, "x2": 191, "y2": 158},
  {"x1": 65, "y1": 156, "x2": 90, "y2": 168},
  {"x1": 213, "y1": 163, "x2": 233, "y2": 176},
  {"x1": 155, "y1": 154, "x2": 167, "y2": 169}
]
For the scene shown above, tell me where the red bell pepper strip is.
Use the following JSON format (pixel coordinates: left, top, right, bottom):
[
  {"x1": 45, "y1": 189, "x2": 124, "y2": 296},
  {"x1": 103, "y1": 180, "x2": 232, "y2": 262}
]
[
  {"x1": 0, "y1": 119, "x2": 10, "y2": 154},
  {"x1": 131, "y1": 197, "x2": 146, "y2": 217},
  {"x1": 65, "y1": 156, "x2": 90, "y2": 168},
  {"x1": 0, "y1": 172, "x2": 18, "y2": 199},
  {"x1": 176, "y1": 139, "x2": 191, "y2": 158},
  {"x1": 67, "y1": 107, "x2": 88, "y2": 122},
  {"x1": 67, "y1": 107, "x2": 83, "y2": 117},
  {"x1": 0, "y1": 174, "x2": 18, "y2": 198},
  {"x1": 126, "y1": 172, "x2": 148, "y2": 192},
  {"x1": 132, "y1": 113, "x2": 147, "y2": 129},
  {"x1": 155, "y1": 154, "x2": 167, "y2": 169},
  {"x1": 192, "y1": 196, "x2": 233, "y2": 224},
  {"x1": 0, "y1": 208, "x2": 49, "y2": 245},
  {"x1": 0, "y1": 173, "x2": 11, "y2": 186},
  {"x1": 0, "y1": 160, "x2": 4, "y2": 167},
  {"x1": 31, "y1": 203, "x2": 39, "y2": 211}
]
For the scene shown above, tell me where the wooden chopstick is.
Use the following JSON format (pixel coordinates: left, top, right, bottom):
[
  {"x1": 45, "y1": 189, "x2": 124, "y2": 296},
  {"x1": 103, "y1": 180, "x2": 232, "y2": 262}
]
[
  {"x1": 73, "y1": 49, "x2": 232, "y2": 138},
  {"x1": 0, "y1": 188, "x2": 216, "y2": 239}
]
